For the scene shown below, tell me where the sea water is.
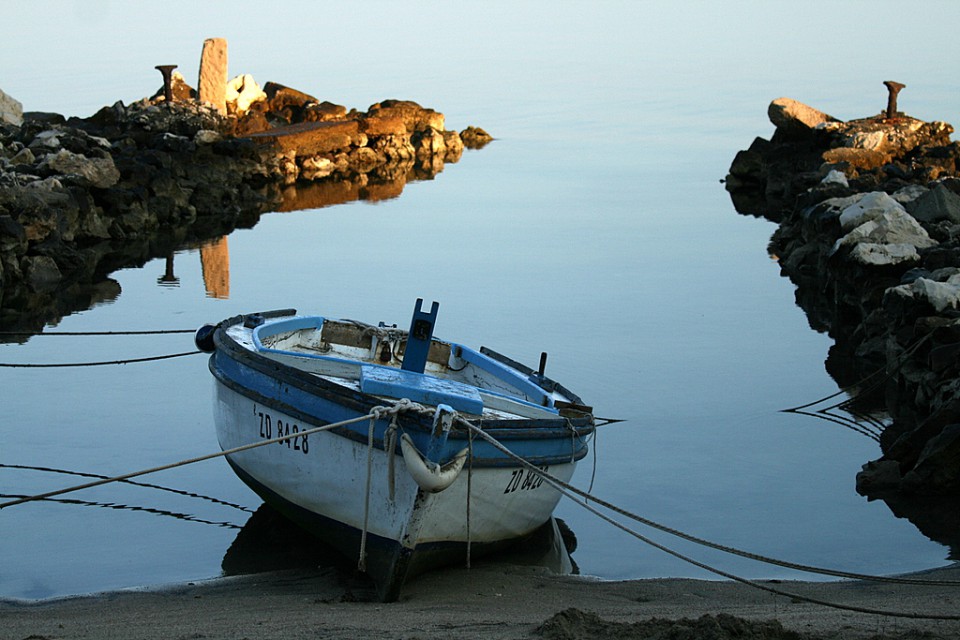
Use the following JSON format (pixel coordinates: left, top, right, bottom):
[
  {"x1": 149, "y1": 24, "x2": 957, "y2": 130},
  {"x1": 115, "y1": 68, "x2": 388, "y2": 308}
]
[{"x1": 1, "y1": 0, "x2": 958, "y2": 599}]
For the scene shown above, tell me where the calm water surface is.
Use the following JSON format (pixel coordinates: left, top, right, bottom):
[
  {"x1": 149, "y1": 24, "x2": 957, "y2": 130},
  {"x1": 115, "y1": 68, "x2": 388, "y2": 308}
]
[{"x1": 2, "y1": 1, "x2": 959, "y2": 599}]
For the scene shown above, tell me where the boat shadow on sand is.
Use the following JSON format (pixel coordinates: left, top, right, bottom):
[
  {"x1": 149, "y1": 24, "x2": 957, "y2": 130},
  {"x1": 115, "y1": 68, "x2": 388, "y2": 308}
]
[{"x1": 221, "y1": 503, "x2": 579, "y2": 601}]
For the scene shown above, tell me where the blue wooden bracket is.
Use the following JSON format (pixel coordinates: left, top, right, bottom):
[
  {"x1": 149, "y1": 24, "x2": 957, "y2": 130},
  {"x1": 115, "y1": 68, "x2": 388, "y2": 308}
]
[{"x1": 401, "y1": 299, "x2": 439, "y2": 374}]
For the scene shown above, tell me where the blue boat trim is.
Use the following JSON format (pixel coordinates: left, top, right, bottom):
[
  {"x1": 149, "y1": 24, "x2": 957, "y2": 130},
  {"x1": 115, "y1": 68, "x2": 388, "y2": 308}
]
[
  {"x1": 400, "y1": 298, "x2": 439, "y2": 374},
  {"x1": 209, "y1": 342, "x2": 592, "y2": 467},
  {"x1": 359, "y1": 365, "x2": 484, "y2": 415},
  {"x1": 479, "y1": 346, "x2": 586, "y2": 406}
]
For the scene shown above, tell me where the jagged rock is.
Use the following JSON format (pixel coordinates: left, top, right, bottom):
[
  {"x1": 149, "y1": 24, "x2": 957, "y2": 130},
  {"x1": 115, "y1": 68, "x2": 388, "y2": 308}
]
[
  {"x1": 887, "y1": 273, "x2": 960, "y2": 313},
  {"x1": 10, "y1": 147, "x2": 35, "y2": 166},
  {"x1": 413, "y1": 127, "x2": 446, "y2": 159},
  {"x1": 442, "y1": 130, "x2": 463, "y2": 162},
  {"x1": 169, "y1": 71, "x2": 196, "y2": 102},
  {"x1": 29, "y1": 130, "x2": 62, "y2": 151},
  {"x1": 839, "y1": 191, "x2": 911, "y2": 229},
  {"x1": 831, "y1": 192, "x2": 936, "y2": 264},
  {"x1": 262, "y1": 82, "x2": 319, "y2": 124},
  {"x1": 856, "y1": 459, "x2": 902, "y2": 494},
  {"x1": 848, "y1": 242, "x2": 920, "y2": 266},
  {"x1": 819, "y1": 169, "x2": 848, "y2": 187},
  {"x1": 768, "y1": 97, "x2": 838, "y2": 136},
  {"x1": 460, "y1": 126, "x2": 493, "y2": 149},
  {"x1": 226, "y1": 74, "x2": 266, "y2": 116},
  {"x1": 826, "y1": 117, "x2": 953, "y2": 157},
  {"x1": 903, "y1": 424, "x2": 960, "y2": 493},
  {"x1": 23, "y1": 112, "x2": 66, "y2": 126},
  {"x1": 367, "y1": 100, "x2": 444, "y2": 134},
  {"x1": 22, "y1": 255, "x2": 61, "y2": 290},
  {"x1": 907, "y1": 183, "x2": 960, "y2": 224},
  {"x1": 43, "y1": 149, "x2": 120, "y2": 189},
  {"x1": 194, "y1": 129, "x2": 222, "y2": 145},
  {"x1": 0, "y1": 87, "x2": 23, "y2": 126},
  {"x1": 303, "y1": 102, "x2": 347, "y2": 122},
  {"x1": 821, "y1": 147, "x2": 889, "y2": 171},
  {"x1": 892, "y1": 183, "x2": 929, "y2": 206}
]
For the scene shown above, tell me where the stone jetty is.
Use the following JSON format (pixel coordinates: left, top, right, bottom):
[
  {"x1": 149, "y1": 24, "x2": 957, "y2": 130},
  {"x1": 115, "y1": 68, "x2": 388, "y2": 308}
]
[
  {"x1": 726, "y1": 90, "x2": 960, "y2": 522},
  {"x1": 0, "y1": 41, "x2": 493, "y2": 335}
]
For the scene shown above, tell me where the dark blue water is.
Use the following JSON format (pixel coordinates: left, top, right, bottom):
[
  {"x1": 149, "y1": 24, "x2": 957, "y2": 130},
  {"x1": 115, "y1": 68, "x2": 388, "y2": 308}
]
[{"x1": 2, "y1": 0, "x2": 958, "y2": 599}]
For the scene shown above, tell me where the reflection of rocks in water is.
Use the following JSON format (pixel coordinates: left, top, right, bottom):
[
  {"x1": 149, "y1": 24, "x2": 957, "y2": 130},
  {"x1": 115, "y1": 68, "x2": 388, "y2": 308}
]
[
  {"x1": 199, "y1": 237, "x2": 229, "y2": 300},
  {"x1": 865, "y1": 493, "x2": 960, "y2": 561},
  {"x1": 1, "y1": 59, "x2": 490, "y2": 339},
  {"x1": 222, "y1": 503, "x2": 578, "y2": 579},
  {"x1": 272, "y1": 174, "x2": 408, "y2": 213}
]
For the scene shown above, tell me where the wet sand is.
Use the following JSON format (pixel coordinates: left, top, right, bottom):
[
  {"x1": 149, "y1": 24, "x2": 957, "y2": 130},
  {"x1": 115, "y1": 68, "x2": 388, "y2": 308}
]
[{"x1": 3, "y1": 562, "x2": 960, "y2": 640}]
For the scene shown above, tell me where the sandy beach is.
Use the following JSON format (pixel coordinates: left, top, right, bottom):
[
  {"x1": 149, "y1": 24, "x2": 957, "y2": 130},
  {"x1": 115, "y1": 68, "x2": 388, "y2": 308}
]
[{"x1": 3, "y1": 561, "x2": 960, "y2": 640}]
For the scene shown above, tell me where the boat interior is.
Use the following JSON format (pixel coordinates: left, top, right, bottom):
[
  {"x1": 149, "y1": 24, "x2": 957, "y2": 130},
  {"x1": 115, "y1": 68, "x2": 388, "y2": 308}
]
[{"x1": 231, "y1": 315, "x2": 576, "y2": 420}]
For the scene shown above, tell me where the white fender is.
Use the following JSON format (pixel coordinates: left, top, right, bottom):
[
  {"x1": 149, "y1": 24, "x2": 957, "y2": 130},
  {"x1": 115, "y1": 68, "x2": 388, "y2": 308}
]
[{"x1": 400, "y1": 434, "x2": 468, "y2": 493}]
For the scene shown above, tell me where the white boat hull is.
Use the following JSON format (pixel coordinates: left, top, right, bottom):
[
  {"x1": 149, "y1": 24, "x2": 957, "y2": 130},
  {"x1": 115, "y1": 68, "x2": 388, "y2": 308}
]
[
  {"x1": 214, "y1": 381, "x2": 577, "y2": 598},
  {"x1": 200, "y1": 306, "x2": 594, "y2": 601}
]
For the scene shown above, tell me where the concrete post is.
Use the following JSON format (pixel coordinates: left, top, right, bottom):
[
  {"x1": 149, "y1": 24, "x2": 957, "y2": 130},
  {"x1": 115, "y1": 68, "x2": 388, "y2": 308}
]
[{"x1": 198, "y1": 38, "x2": 228, "y2": 114}]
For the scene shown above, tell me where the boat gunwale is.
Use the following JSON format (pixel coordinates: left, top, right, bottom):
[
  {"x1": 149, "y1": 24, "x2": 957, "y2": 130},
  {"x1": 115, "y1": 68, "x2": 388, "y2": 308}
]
[
  {"x1": 210, "y1": 313, "x2": 594, "y2": 465},
  {"x1": 247, "y1": 314, "x2": 565, "y2": 414}
]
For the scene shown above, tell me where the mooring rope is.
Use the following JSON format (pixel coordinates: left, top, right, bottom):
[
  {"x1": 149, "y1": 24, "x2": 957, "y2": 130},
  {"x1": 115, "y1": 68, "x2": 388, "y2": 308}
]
[
  {"x1": 0, "y1": 492, "x2": 243, "y2": 530},
  {"x1": 389, "y1": 401, "x2": 960, "y2": 589},
  {"x1": 465, "y1": 416, "x2": 960, "y2": 586},
  {"x1": 0, "y1": 329, "x2": 196, "y2": 336},
  {"x1": 0, "y1": 463, "x2": 253, "y2": 513},
  {"x1": 358, "y1": 412, "x2": 377, "y2": 572},
  {"x1": 0, "y1": 350, "x2": 203, "y2": 368},
  {"x1": 0, "y1": 408, "x2": 391, "y2": 510},
  {"x1": 6, "y1": 392, "x2": 958, "y2": 619},
  {"x1": 449, "y1": 414, "x2": 960, "y2": 620},
  {"x1": 466, "y1": 427, "x2": 474, "y2": 569}
]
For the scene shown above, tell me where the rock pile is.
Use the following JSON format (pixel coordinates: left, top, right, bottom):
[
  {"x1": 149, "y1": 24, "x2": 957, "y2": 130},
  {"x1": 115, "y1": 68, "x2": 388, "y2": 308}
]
[
  {"x1": 0, "y1": 72, "x2": 491, "y2": 335},
  {"x1": 726, "y1": 94, "x2": 960, "y2": 500}
]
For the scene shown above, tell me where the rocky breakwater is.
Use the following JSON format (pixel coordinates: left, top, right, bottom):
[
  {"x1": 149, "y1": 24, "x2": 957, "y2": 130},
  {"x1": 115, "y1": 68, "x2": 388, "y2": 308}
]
[
  {"x1": 725, "y1": 93, "x2": 960, "y2": 514},
  {"x1": 0, "y1": 74, "x2": 492, "y2": 335}
]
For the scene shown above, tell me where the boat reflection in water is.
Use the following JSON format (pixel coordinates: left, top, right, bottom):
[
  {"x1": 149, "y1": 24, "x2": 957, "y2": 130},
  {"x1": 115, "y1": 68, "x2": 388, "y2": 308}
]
[{"x1": 222, "y1": 503, "x2": 578, "y2": 585}]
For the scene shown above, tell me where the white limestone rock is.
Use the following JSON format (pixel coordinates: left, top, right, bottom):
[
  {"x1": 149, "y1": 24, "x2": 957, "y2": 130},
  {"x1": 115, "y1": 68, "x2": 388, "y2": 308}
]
[
  {"x1": 194, "y1": 129, "x2": 222, "y2": 144},
  {"x1": 820, "y1": 169, "x2": 849, "y2": 187},
  {"x1": 226, "y1": 74, "x2": 266, "y2": 116},
  {"x1": 838, "y1": 191, "x2": 906, "y2": 230},
  {"x1": 0, "y1": 87, "x2": 23, "y2": 126},
  {"x1": 887, "y1": 273, "x2": 960, "y2": 312},
  {"x1": 848, "y1": 242, "x2": 920, "y2": 266},
  {"x1": 892, "y1": 184, "x2": 929, "y2": 206},
  {"x1": 768, "y1": 97, "x2": 837, "y2": 133},
  {"x1": 830, "y1": 191, "x2": 937, "y2": 264}
]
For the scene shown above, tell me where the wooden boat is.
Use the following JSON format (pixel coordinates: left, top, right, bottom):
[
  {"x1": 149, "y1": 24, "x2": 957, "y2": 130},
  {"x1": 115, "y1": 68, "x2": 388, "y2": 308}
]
[{"x1": 196, "y1": 300, "x2": 594, "y2": 601}]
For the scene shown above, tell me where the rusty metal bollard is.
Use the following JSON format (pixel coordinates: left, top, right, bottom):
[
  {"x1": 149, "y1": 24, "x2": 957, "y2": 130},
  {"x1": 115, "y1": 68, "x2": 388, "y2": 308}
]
[
  {"x1": 883, "y1": 80, "x2": 905, "y2": 120},
  {"x1": 155, "y1": 65, "x2": 178, "y2": 103}
]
